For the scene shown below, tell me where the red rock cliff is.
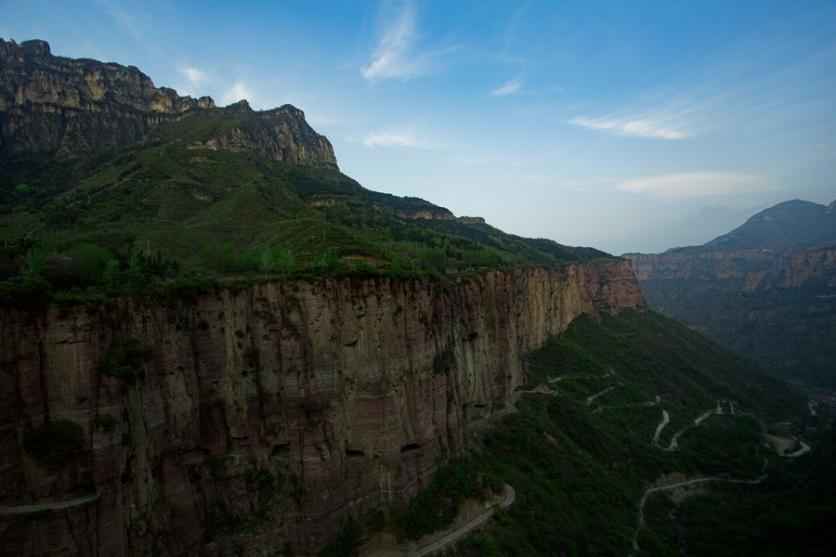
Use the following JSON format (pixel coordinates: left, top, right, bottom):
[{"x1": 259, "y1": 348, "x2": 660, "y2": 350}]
[{"x1": 0, "y1": 261, "x2": 644, "y2": 556}]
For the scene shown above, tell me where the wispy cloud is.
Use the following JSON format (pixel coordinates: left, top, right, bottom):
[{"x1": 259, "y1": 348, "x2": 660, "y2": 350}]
[
  {"x1": 94, "y1": 0, "x2": 141, "y2": 39},
  {"x1": 180, "y1": 67, "x2": 208, "y2": 88},
  {"x1": 618, "y1": 172, "x2": 766, "y2": 198},
  {"x1": 222, "y1": 81, "x2": 255, "y2": 105},
  {"x1": 570, "y1": 115, "x2": 688, "y2": 140},
  {"x1": 361, "y1": 1, "x2": 453, "y2": 83},
  {"x1": 491, "y1": 76, "x2": 522, "y2": 96},
  {"x1": 362, "y1": 128, "x2": 444, "y2": 150}
]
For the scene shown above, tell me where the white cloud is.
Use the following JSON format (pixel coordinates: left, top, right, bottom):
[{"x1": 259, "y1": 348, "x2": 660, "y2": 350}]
[
  {"x1": 362, "y1": 1, "x2": 418, "y2": 82},
  {"x1": 222, "y1": 81, "x2": 255, "y2": 105},
  {"x1": 362, "y1": 128, "x2": 443, "y2": 149},
  {"x1": 180, "y1": 67, "x2": 208, "y2": 88},
  {"x1": 618, "y1": 172, "x2": 766, "y2": 198},
  {"x1": 491, "y1": 77, "x2": 522, "y2": 96},
  {"x1": 361, "y1": 1, "x2": 454, "y2": 83},
  {"x1": 570, "y1": 116, "x2": 687, "y2": 140}
]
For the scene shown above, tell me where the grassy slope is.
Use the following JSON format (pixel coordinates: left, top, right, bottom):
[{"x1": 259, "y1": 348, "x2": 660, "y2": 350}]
[
  {"x1": 0, "y1": 121, "x2": 606, "y2": 282},
  {"x1": 329, "y1": 310, "x2": 810, "y2": 556}
]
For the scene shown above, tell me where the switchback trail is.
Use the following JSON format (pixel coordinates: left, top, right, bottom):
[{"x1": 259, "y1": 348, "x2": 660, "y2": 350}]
[
  {"x1": 662, "y1": 401, "x2": 726, "y2": 452},
  {"x1": 629, "y1": 466, "x2": 768, "y2": 556},
  {"x1": 585, "y1": 386, "x2": 617, "y2": 406},
  {"x1": 651, "y1": 410, "x2": 670, "y2": 446}
]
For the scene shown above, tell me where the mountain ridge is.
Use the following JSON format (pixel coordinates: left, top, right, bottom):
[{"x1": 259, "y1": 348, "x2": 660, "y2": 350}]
[
  {"x1": 627, "y1": 198, "x2": 836, "y2": 386},
  {"x1": 0, "y1": 38, "x2": 337, "y2": 168}
]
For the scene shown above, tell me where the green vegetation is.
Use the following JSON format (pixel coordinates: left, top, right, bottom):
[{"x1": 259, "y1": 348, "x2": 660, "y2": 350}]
[
  {"x1": 23, "y1": 419, "x2": 85, "y2": 468},
  {"x1": 326, "y1": 310, "x2": 808, "y2": 556},
  {"x1": 1, "y1": 121, "x2": 608, "y2": 307},
  {"x1": 392, "y1": 461, "x2": 495, "y2": 542},
  {"x1": 643, "y1": 426, "x2": 836, "y2": 557},
  {"x1": 101, "y1": 340, "x2": 153, "y2": 380},
  {"x1": 94, "y1": 413, "x2": 119, "y2": 432}
]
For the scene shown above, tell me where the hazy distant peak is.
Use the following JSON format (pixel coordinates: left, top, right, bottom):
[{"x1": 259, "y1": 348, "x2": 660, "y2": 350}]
[{"x1": 705, "y1": 198, "x2": 835, "y2": 251}]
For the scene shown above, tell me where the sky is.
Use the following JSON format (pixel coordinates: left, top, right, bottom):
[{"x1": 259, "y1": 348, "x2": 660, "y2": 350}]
[{"x1": 2, "y1": 0, "x2": 835, "y2": 254}]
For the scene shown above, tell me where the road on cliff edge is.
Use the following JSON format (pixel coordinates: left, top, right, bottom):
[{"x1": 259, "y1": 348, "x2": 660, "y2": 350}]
[{"x1": 364, "y1": 483, "x2": 515, "y2": 557}]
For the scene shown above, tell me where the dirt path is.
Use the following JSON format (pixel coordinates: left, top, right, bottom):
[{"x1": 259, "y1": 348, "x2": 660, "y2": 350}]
[
  {"x1": 0, "y1": 494, "x2": 99, "y2": 515},
  {"x1": 652, "y1": 410, "x2": 670, "y2": 446},
  {"x1": 629, "y1": 467, "x2": 768, "y2": 556},
  {"x1": 787, "y1": 441, "x2": 811, "y2": 458},
  {"x1": 585, "y1": 386, "x2": 617, "y2": 406},
  {"x1": 662, "y1": 401, "x2": 725, "y2": 452},
  {"x1": 364, "y1": 484, "x2": 515, "y2": 556}
]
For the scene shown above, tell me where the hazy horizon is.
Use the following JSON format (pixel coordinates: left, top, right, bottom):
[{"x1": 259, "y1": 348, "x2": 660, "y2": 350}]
[{"x1": 2, "y1": 0, "x2": 834, "y2": 254}]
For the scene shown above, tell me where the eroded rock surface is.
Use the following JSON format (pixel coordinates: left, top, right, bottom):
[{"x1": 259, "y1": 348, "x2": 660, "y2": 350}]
[
  {"x1": 0, "y1": 262, "x2": 644, "y2": 555},
  {"x1": 0, "y1": 39, "x2": 337, "y2": 168}
]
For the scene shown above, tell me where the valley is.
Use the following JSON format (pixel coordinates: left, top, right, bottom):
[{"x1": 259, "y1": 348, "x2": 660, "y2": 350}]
[{"x1": 1, "y1": 30, "x2": 834, "y2": 557}]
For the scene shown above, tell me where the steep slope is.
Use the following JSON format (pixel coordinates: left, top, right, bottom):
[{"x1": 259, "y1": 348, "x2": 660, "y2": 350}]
[
  {"x1": 0, "y1": 265, "x2": 645, "y2": 556},
  {"x1": 627, "y1": 199, "x2": 836, "y2": 387},
  {"x1": 322, "y1": 311, "x2": 810, "y2": 556},
  {"x1": 0, "y1": 134, "x2": 608, "y2": 305},
  {"x1": 0, "y1": 40, "x2": 640, "y2": 556},
  {"x1": 0, "y1": 38, "x2": 336, "y2": 167}
]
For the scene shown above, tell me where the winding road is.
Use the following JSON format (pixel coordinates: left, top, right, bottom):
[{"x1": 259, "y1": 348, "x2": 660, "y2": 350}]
[
  {"x1": 411, "y1": 484, "x2": 515, "y2": 556},
  {"x1": 585, "y1": 386, "x2": 617, "y2": 406},
  {"x1": 365, "y1": 484, "x2": 515, "y2": 556},
  {"x1": 629, "y1": 467, "x2": 768, "y2": 557},
  {"x1": 651, "y1": 410, "x2": 670, "y2": 446}
]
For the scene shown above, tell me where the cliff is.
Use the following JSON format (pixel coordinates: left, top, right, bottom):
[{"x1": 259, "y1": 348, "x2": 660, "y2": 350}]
[
  {"x1": 0, "y1": 39, "x2": 337, "y2": 168},
  {"x1": 627, "y1": 245, "x2": 836, "y2": 386},
  {"x1": 0, "y1": 261, "x2": 644, "y2": 556},
  {"x1": 630, "y1": 247, "x2": 836, "y2": 292}
]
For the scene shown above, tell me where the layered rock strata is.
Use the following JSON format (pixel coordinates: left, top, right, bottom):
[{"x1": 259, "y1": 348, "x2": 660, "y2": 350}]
[
  {"x1": 0, "y1": 261, "x2": 644, "y2": 556},
  {"x1": 0, "y1": 38, "x2": 337, "y2": 168}
]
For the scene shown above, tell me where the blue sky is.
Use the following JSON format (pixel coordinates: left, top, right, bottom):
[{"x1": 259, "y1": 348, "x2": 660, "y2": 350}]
[{"x1": 2, "y1": 0, "x2": 835, "y2": 253}]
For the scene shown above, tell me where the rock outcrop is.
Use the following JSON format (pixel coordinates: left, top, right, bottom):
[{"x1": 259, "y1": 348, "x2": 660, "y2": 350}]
[
  {"x1": 626, "y1": 198, "x2": 836, "y2": 387},
  {"x1": 0, "y1": 261, "x2": 644, "y2": 556},
  {"x1": 0, "y1": 38, "x2": 337, "y2": 168}
]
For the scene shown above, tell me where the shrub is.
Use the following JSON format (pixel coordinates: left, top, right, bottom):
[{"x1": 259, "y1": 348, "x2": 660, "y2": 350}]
[
  {"x1": 40, "y1": 255, "x2": 84, "y2": 289},
  {"x1": 259, "y1": 246, "x2": 296, "y2": 273},
  {"x1": 23, "y1": 419, "x2": 85, "y2": 467},
  {"x1": 94, "y1": 413, "x2": 118, "y2": 432},
  {"x1": 64, "y1": 243, "x2": 113, "y2": 284},
  {"x1": 102, "y1": 340, "x2": 153, "y2": 379},
  {"x1": 0, "y1": 275, "x2": 52, "y2": 307}
]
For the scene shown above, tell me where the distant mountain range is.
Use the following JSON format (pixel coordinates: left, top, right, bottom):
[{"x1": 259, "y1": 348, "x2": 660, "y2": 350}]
[{"x1": 627, "y1": 199, "x2": 836, "y2": 386}]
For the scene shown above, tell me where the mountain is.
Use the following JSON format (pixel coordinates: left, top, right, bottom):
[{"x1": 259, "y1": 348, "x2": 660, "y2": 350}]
[
  {"x1": 705, "y1": 199, "x2": 836, "y2": 251},
  {"x1": 0, "y1": 40, "x2": 822, "y2": 557},
  {"x1": 0, "y1": 38, "x2": 336, "y2": 167},
  {"x1": 628, "y1": 199, "x2": 836, "y2": 387}
]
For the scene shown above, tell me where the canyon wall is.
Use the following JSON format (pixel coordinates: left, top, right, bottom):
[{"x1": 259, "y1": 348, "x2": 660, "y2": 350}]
[
  {"x1": 628, "y1": 246, "x2": 836, "y2": 386},
  {"x1": 0, "y1": 261, "x2": 644, "y2": 556}
]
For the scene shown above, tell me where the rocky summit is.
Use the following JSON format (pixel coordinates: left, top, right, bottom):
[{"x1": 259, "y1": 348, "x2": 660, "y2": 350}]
[{"x1": 0, "y1": 39, "x2": 337, "y2": 168}]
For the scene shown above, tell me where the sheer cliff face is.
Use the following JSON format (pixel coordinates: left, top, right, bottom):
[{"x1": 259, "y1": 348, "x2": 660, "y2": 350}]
[
  {"x1": 0, "y1": 262, "x2": 644, "y2": 556},
  {"x1": 630, "y1": 247, "x2": 836, "y2": 291},
  {"x1": 0, "y1": 39, "x2": 337, "y2": 168},
  {"x1": 628, "y1": 247, "x2": 836, "y2": 386}
]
